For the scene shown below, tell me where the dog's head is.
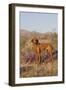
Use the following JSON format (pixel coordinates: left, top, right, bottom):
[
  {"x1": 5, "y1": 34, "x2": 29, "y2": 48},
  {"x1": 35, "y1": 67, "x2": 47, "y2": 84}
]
[{"x1": 31, "y1": 37, "x2": 39, "y2": 45}]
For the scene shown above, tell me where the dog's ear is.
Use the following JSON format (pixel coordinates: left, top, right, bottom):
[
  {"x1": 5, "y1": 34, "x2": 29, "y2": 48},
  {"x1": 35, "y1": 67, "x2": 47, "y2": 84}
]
[
  {"x1": 31, "y1": 38, "x2": 39, "y2": 45},
  {"x1": 31, "y1": 39, "x2": 33, "y2": 43},
  {"x1": 35, "y1": 39, "x2": 39, "y2": 44}
]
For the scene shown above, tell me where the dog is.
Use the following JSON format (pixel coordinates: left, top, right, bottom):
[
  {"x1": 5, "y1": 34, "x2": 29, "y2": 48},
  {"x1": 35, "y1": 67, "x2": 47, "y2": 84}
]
[{"x1": 31, "y1": 37, "x2": 53, "y2": 64}]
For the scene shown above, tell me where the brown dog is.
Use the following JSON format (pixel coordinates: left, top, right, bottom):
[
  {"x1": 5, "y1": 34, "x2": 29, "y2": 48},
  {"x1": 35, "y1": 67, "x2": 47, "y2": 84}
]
[{"x1": 31, "y1": 37, "x2": 53, "y2": 64}]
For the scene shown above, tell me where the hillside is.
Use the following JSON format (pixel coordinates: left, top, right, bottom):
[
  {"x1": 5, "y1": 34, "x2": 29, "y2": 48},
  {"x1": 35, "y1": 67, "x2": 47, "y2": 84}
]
[{"x1": 20, "y1": 29, "x2": 58, "y2": 49}]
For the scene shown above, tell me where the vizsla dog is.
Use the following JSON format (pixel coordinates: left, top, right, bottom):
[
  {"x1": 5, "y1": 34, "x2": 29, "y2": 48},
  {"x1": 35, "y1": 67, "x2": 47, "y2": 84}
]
[{"x1": 31, "y1": 37, "x2": 53, "y2": 64}]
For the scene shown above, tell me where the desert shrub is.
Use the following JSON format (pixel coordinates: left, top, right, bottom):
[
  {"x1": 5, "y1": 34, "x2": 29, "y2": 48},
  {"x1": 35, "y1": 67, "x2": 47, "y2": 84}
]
[
  {"x1": 52, "y1": 49, "x2": 58, "y2": 59},
  {"x1": 40, "y1": 50, "x2": 50, "y2": 63},
  {"x1": 20, "y1": 49, "x2": 36, "y2": 63},
  {"x1": 24, "y1": 51, "x2": 36, "y2": 63}
]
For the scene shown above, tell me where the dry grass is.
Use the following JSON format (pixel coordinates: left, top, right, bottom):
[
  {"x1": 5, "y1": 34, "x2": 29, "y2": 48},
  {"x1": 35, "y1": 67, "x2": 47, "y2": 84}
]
[
  {"x1": 20, "y1": 59, "x2": 58, "y2": 78},
  {"x1": 20, "y1": 31, "x2": 58, "y2": 78}
]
